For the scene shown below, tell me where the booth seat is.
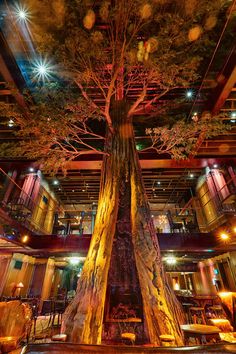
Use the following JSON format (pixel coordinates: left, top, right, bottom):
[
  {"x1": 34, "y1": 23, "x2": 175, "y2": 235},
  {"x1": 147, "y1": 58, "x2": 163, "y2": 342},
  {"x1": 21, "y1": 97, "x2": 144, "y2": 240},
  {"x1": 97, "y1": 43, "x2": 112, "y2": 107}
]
[{"x1": 0, "y1": 301, "x2": 32, "y2": 353}]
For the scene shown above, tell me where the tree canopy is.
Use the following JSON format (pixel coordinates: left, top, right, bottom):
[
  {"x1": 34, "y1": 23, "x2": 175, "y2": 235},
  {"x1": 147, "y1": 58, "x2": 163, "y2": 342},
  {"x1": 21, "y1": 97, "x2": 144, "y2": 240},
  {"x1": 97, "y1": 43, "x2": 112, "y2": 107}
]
[{"x1": 0, "y1": 0, "x2": 230, "y2": 171}]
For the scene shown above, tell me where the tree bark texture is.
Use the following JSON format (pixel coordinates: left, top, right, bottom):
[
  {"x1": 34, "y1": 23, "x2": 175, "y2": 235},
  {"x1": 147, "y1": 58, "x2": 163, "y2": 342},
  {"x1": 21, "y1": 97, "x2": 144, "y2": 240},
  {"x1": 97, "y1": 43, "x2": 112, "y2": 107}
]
[{"x1": 62, "y1": 101, "x2": 184, "y2": 345}]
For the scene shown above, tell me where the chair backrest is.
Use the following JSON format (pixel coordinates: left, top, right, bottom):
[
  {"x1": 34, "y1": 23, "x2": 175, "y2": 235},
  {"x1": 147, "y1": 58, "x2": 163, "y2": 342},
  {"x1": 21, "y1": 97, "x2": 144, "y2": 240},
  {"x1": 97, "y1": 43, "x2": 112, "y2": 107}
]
[
  {"x1": 41, "y1": 299, "x2": 53, "y2": 315},
  {"x1": 54, "y1": 300, "x2": 67, "y2": 313},
  {"x1": 166, "y1": 210, "x2": 174, "y2": 227}
]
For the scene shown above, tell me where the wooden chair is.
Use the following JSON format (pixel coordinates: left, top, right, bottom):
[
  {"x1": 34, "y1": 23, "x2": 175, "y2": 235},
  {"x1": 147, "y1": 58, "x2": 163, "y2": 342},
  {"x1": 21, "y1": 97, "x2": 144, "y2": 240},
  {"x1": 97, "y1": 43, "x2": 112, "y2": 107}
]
[
  {"x1": 189, "y1": 307, "x2": 206, "y2": 325},
  {"x1": 121, "y1": 332, "x2": 136, "y2": 345},
  {"x1": 159, "y1": 334, "x2": 176, "y2": 346},
  {"x1": 208, "y1": 305, "x2": 226, "y2": 319},
  {"x1": 52, "y1": 300, "x2": 67, "y2": 327},
  {"x1": 32, "y1": 299, "x2": 53, "y2": 341},
  {"x1": 185, "y1": 211, "x2": 199, "y2": 233}
]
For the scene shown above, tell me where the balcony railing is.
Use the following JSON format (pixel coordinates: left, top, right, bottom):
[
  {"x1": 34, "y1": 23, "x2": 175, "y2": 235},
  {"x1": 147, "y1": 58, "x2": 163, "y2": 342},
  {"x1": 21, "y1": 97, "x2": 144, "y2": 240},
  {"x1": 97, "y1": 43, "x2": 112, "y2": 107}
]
[{"x1": 0, "y1": 169, "x2": 59, "y2": 234}]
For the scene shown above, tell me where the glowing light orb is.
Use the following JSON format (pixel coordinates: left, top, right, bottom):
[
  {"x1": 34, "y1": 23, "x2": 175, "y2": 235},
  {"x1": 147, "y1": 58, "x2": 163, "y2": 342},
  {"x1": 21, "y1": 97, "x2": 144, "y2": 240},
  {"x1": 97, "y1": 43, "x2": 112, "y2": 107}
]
[
  {"x1": 83, "y1": 9, "x2": 95, "y2": 30},
  {"x1": 205, "y1": 16, "x2": 217, "y2": 31},
  {"x1": 186, "y1": 90, "x2": 193, "y2": 98},
  {"x1": 188, "y1": 26, "x2": 202, "y2": 42},
  {"x1": 32, "y1": 58, "x2": 54, "y2": 82},
  {"x1": 219, "y1": 143, "x2": 229, "y2": 153},
  {"x1": 140, "y1": 3, "x2": 152, "y2": 20}
]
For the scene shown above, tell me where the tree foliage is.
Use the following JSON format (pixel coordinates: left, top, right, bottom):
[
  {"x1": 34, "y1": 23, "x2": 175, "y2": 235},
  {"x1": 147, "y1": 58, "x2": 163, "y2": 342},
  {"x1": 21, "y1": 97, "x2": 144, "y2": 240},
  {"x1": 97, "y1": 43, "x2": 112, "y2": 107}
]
[
  {"x1": 146, "y1": 112, "x2": 227, "y2": 159},
  {"x1": 0, "y1": 0, "x2": 230, "y2": 169}
]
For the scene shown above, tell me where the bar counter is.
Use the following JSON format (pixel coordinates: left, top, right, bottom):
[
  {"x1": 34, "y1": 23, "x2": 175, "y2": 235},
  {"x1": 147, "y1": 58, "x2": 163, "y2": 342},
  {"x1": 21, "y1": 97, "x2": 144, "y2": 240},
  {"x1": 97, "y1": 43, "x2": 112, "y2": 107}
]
[{"x1": 22, "y1": 343, "x2": 236, "y2": 354}]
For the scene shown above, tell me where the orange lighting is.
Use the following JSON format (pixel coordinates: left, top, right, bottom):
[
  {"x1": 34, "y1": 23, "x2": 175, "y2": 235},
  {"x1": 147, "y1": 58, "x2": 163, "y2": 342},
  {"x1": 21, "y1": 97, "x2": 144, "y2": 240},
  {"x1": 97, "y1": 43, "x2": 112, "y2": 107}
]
[
  {"x1": 17, "y1": 282, "x2": 24, "y2": 288},
  {"x1": 233, "y1": 227, "x2": 236, "y2": 233},
  {"x1": 22, "y1": 235, "x2": 29, "y2": 243},
  {"x1": 220, "y1": 233, "x2": 229, "y2": 240},
  {"x1": 218, "y1": 291, "x2": 232, "y2": 298}
]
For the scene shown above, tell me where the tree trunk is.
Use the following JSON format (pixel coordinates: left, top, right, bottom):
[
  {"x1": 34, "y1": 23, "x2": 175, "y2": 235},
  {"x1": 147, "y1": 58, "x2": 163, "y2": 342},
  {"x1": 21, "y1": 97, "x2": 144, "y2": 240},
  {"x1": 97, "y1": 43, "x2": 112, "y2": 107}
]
[
  {"x1": 130, "y1": 126, "x2": 184, "y2": 346},
  {"x1": 62, "y1": 102, "x2": 184, "y2": 345}
]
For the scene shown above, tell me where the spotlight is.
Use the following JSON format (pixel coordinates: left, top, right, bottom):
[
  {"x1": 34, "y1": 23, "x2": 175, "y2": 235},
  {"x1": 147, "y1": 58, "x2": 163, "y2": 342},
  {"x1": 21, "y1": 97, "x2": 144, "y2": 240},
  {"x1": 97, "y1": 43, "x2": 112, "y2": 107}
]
[
  {"x1": 220, "y1": 233, "x2": 229, "y2": 241},
  {"x1": 231, "y1": 112, "x2": 236, "y2": 118},
  {"x1": 32, "y1": 58, "x2": 54, "y2": 82},
  {"x1": 69, "y1": 257, "x2": 80, "y2": 265},
  {"x1": 14, "y1": 4, "x2": 30, "y2": 22},
  {"x1": 165, "y1": 256, "x2": 177, "y2": 265},
  {"x1": 157, "y1": 181, "x2": 161, "y2": 185},
  {"x1": 233, "y1": 227, "x2": 236, "y2": 233},
  {"x1": 38, "y1": 65, "x2": 46, "y2": 75},
  {"x1": 186, "y1": 90, "x2": 193, "y2": 98},
  {"x1": 22, "y1": 235, "x2": 29, "y2": 243},
  {"x1": 28, "y1": 167, "x2": 34, "y2": 173},
  {"x1": 53, "y1": 180, "x2": 59, "y2": 185},
  {"x1": 8, "y1": 119, "x2": 14, "y2": 127},
  {"x1": 213, "y1": 164, "x2": 218, "y2": 169},
  {"x1": 18, "y1": 10, "x2": 27, "y2": 19},
  {"x1": 189, "y1": 173, "x2": 194, "y2": 178}
]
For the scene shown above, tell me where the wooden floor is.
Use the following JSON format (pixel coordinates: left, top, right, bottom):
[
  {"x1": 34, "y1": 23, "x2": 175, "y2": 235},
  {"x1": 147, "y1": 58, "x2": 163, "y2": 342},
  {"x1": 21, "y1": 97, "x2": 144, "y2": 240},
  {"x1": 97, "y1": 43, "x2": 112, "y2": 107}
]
[{"x1": 23, "y1": 343, "x2": 236, "y2": 354}]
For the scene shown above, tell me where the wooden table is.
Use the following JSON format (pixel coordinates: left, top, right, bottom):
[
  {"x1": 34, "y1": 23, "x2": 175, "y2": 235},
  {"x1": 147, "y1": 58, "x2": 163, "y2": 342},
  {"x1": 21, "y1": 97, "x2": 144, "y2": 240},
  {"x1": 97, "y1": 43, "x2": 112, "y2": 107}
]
[
  {"x1": 190, "y1": 295, "x2": 218, "y2": 308},
  {"x1": 181, "y1": 324, "x2": 221, "y2": 345}
]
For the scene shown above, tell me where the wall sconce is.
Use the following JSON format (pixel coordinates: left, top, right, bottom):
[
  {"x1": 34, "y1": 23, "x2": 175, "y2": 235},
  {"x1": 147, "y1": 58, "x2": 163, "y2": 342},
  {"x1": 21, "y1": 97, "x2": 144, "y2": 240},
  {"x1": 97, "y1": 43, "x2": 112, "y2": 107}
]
[
  {"x1": 16, "y1": 282, "x2": 24, "y2": 296},
  {"x1": 12, "y1": 282, "x2": 24, "y2": 297}
]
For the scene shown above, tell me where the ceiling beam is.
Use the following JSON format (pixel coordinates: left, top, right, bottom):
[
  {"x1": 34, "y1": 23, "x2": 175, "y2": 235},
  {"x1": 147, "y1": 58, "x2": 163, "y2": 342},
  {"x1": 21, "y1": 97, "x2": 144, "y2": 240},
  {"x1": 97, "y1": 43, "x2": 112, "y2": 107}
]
[
  {"x1": 210, "y1": 45, "x2": 236, "y2": 114},
  {"x1": 62, "y1": 157, "x2": 236, "y2": 170},
  {"x1": 2, "y1": 157, "x2": 234, "y2": 171},
  {"x1": 0, "y1": 54, "x2": 26, "y2": 108}
]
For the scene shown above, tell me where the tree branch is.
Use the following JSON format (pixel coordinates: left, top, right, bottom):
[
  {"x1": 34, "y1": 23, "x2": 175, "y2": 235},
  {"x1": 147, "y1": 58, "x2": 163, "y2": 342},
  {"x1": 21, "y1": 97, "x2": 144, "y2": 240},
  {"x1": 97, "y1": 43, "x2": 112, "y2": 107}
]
[
  {"x1": 74, "y1": 79, "x2": 105, "y2": 117},
  {"x1": 128, "y1": 86, "x2": 147, "y2": 117},
  {"x1": 133, "y1": 88, "x2": 170, "y2": 115}
]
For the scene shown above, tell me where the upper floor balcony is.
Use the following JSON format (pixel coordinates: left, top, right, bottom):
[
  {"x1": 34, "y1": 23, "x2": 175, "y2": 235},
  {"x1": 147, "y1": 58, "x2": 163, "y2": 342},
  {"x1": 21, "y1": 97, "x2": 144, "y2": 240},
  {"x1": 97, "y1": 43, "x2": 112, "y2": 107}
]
[{"x1": 1, "y1": 167, "x2": 236, "y2": 240}]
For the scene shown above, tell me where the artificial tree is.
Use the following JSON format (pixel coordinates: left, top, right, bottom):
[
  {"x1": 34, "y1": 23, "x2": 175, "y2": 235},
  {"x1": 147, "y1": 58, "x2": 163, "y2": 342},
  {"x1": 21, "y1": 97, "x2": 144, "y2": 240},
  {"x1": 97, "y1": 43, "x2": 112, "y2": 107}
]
[{"x1": 0, "y1": 0, "x2": 229, "y2": 345}]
